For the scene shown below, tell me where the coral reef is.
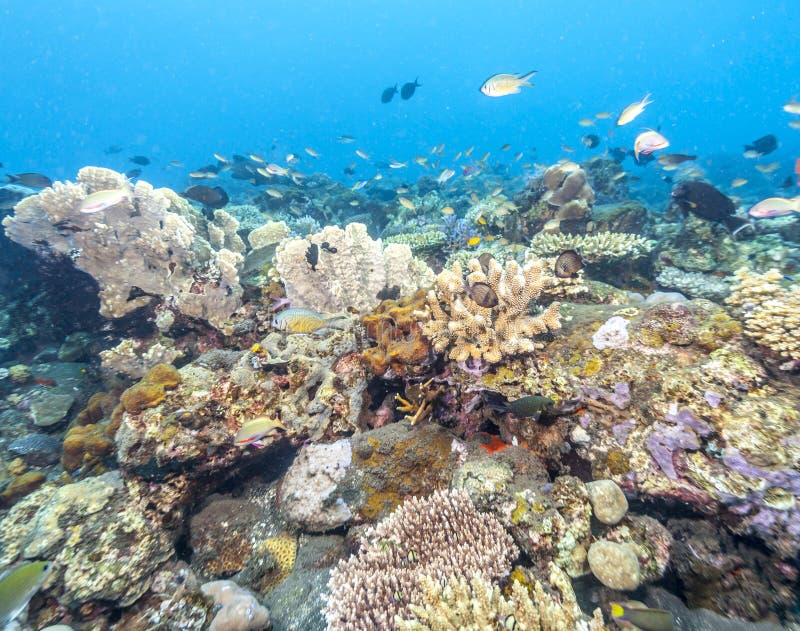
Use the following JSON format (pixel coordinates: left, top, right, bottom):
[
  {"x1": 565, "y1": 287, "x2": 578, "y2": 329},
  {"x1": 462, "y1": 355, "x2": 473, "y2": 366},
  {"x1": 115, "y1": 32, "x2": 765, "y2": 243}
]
[
  {"x1": 541, "y1": 163, "x2": 595, "y2": 223},
  {"x1": 2, "y1": 167, "x2": 244, "y2": 330},
  {"x1": 656, "y1": 265, "x2": 730, "y2": 302},
  {"x1": 274, "y1": 222, "x2": 434, "y2": 313},
  {"x1": 421, "y1": 257, "x2": 560, "y2": 363},
  {"x1": 529, "y1": 231, "x2": 655, "y2": 263},
  {"x1": 726, "y1": 267, "x2": 800, "y2": 362},
  {"x1": 324, "y1": 488, "x2": 518, "y2": 630},
  {"x1": 200, "y1": 580, "x2": 270, "y2": 631},
  {"x1": 100, "y1": 338, "x2": 183, "y2": 379}
]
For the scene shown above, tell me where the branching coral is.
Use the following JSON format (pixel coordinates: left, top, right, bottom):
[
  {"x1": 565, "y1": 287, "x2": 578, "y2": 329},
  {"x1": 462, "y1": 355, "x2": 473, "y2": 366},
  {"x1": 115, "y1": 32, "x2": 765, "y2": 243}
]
[
  {"x1": 421, "y1": 257, "x2": 560, "y2": 364},
  {"x1": 274, "y1": 222, "x2": 434, "y2": 313},
  {"x1": 726, "y1": 267, "x2": 800, "y2": 361},
  {"x1": 324, "y1": 489, "x2": 518, "y2": 630},
  {"x1": 2, "y1": 167, "x2": 243, "y2": 330},
  {"x1": 529, "y1": 232, "x2": 655, "y2": 263},
  {"x1": 396, "y1": 564, "x2": 605, "y2": 631}
]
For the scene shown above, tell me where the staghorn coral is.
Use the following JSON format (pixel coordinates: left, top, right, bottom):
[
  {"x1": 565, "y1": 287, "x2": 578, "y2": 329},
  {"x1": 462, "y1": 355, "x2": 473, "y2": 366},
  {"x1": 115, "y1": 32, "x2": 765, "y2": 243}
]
[
  {"x1": 396, "y1": 564, "x2": 605, "y2": 631},
  {"x1": 2, "y1": 167, "x2": 243, "y2": 330},
  {"x1": 274, "y1": 222, "x2": 434, "y2": 313},
  {"x1": 529, "y1": 231, "x2": 655, "y2": 263},
  {"x1": 421, "y1": 257, "x2": 560, "y2": 364},
  {"x1": 726, "y1": 267, "x2": 800, "y2": 361},
  {"x1": 324, "y1": 488, "x2": 518, "y2": 630}
]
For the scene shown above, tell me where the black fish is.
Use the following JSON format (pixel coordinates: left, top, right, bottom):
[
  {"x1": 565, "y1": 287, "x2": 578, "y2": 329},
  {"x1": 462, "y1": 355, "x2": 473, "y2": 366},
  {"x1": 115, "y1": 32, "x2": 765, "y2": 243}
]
[
  {"x1": 744, "y1": 134, "x2": 777, "y2": 157},
  {"x1": 506, "y1": 395, "x2": 555, "y2": 418},
  {"x1": 554, "y1": 250, "x2": 584, "y2": 278},
  {"x1": 581, "y1": 134, "x2": 600, "y2": 149},
  {"x1": 344, "y1": 165, "x2": 356, "y2": 176},
  {"x1": 628, "y1": 149, "x2": 655, "y2": 165},
  {"x1": 400, "y1": 78, "x2": 421, "y2": 100},
  {"x1": 657, "y1": 153, "x2": 697, "y2": 165},
  {"x1": 469, "y1": 282, "x2": 499, "y2": 308},
  {"x1": 183, "y1": 185, "x2": 229, "y2": 209},
  {"x1": 125, "y1": 168, "x2": 142, "y2": 179},
  {"x1": 0, "y1": 187, "x2": 25, "y2": 210},
  {"x1": 381, "y1": 84, "x2": 398, "y2": 103},
  {"x1": 306, "y1": 243, "x2": 319, "y2": 271},
  {"x1": 321, "y1": 241, "x2": 338, "y2": 254},
  {"x1": 129, "y1": 155, "x2": 151, "y2": 165},
  {"x1": 780, "y1": 175, "x2": 794, "y2": 189},
  {"x1": 609, "y1": 147, "x2": 627, "y2": 163},
  {"x1": 5, "y1": 173, "x2": 52, "y2": 188},
  {"x1": 104, "y1": 144, "x2": 123, "y2": 154},
  {"x1": 670, "y1": 180, "x2": 750, "y2": 233}
]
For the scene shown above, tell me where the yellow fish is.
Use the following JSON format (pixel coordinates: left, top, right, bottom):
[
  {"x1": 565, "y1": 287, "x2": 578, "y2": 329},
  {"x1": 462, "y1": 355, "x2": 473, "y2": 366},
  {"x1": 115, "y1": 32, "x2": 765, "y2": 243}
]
[
  {"x1": 305, "y1": 147, "x2": 320, "y2": 158},
  {"x1": 441, "y1": 206, "x2": 455, "y2": 215},
  {"x1": 398, "y1": 197, "x2": 416, "y2": 211},
  {"x1": 266, "y1": 163, "x2": 289, "y2": 176},
  {"x1": 789, "y1": 120, "x2": 800, "y2": 130},
  {"x1": 235, "y1": 416, "x2": 287, "y2": 447},
  {"x1": 213, "y1": 153, "x2": 229, "y2": 163},
  {"x1": 480, "y1": 71, "x2": 537, "y2": 97},
  {"x1": 272, "y1": 308, "x2": 341, "y2": 334},
  {"x1": 755, "y1": 162, "x2": 780, "y2": 173},
  {"x1": 355, "y1": 149, "x2": 369, "y2": 160},
  {"x1": 467, "y1": 236, "x2": 481, "y2": 247},
  {"x1": 731, "y1": 178, "x2": 748, "y2": 188},
  {"x1": 256, "y1": 167, "x2": 272, "y2": 179},
  {"x1": 249, "y1": 153, "x2": 266, "y2": 163},
  {"x1": 616, "y1": 93, "x2": 653, "y2": 126},
  {"x1": 595, "y1": 111, "x2": 612, "y2": 119},
  {"x1": 465, "y1": 146, "x2": 474, "y2": 157},
  {"x1": 265, "y1": 189, "x2": 283, "y2": 199},
  {"x1": 578, "y1": 118, "x2": 595, "y2": 127}
]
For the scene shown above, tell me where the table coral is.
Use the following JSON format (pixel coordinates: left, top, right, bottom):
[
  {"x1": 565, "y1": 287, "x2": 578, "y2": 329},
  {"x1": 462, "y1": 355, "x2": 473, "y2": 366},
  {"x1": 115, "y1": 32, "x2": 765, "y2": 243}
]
[
  {"x1": 726, "y1": 267, "x2": 800, "y2": 361},
  {"x1": 421, "y1": 256, "x2": 560, "y2": 363},
  {"x1": 529, "y1": 231, "x2": 655, "y2": 263},
  {"x1": 2, "y1": 167, "x2": 243, "y2": 330}
]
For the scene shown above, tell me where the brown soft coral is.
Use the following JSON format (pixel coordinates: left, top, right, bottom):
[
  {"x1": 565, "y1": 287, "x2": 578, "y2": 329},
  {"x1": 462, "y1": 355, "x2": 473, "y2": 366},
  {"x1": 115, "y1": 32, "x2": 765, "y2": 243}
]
[
  {"x1": 360, "y1": 290, "x2": 432, "y2": 376},
  {"x1": 62, "y1": 424, "x2": 115, "y2": 473},
  {"x1": 119, "y1": 363, "x2": 182, "y2": 414}
]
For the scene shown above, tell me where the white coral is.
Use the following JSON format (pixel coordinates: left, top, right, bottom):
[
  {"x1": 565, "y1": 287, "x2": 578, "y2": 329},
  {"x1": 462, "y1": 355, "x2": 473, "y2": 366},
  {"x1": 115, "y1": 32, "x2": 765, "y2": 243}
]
[{"x1": 592, "y1": 315, "x2": 630, "y2": 350}]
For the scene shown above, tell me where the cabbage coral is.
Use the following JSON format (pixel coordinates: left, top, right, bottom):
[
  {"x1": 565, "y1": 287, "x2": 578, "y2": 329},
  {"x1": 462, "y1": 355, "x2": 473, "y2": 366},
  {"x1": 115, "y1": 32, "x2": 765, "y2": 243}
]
[
  {"x1": 421, "y1": 257, "x2": 560, "y2": 364},
  {"x1": 529, "y1": 231, "x2": 655, "y2": 263}
]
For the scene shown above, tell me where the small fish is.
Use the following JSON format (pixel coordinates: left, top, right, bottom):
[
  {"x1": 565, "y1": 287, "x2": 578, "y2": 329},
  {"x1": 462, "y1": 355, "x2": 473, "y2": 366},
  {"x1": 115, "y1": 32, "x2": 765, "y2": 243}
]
[
  {"x1": 352, "y1": 180, "x2": 368, "y2": 191},
  {"x1": 595, "y1": 111, "x2": 612, "y2": 119},
  {"x1": 355, "y1": 149, "x2": 369, "y2": 160},
  {"x1": 188, "y1": 171, "x2": 218, "y2": 179},
  {"x1": 477, "y1": 252, "x2": 494, "y2": 273},
  {"x1": 616, "y1": 93, "x2": 653, "y2": 126},
  {"x1": 453, "y1": 151, "x2": 463, "y2": 161},
  {"x1": 5, "y1": 173, "x2": 52, "y2": 188},
  {"x1": 789, "y1": 120, "x2": 800, "y2": 130},
  {"x1": 491, "y1": 186, "x2": 503, "y2": 196},
  {"x1": 398, "y1": 197, "x2": 416, "y2": 211},
  {"x1": 581, "y1": 134, "x2": 600, "y2": 149},
  {"x1": 126, "y1": 168, "x2": 142, "y2": 179},
  {"x1": 321, "y1": 241, "x2": 338, "y2": 254},
  {"x1": 465, "y1": 146, "x2": 475, "y2": 157},
  {"x1": 234, "y1": 416, "x2": 286, "y2": 447},
  {"x1": 731, "y1": 178, "x2": 748, "y2": 188},
  {"x1": 183, "y1": 185, "x2": 229, "y2": 209},
  {"x1": 561, "y1": 144, "x2": 575, "y2": 153},
  {"x1": 213, "y1": 153, "x2": 229, "y2": 163},
  {"x1": 266, "y1": 163, "x2": 289, "y2": 176},
  {"x1": 396, "y1": 186, "x2": 409, "y2": 194},
  {"x1": 336, "y1": 135, "x2": 356, "y2": 143},
  {"x1": 0, "y1": 561, "x2": 51, "y2": 627},
  {"x1": 657, "y1": 153, "x2": 696, "y2": 165},
  {"x1": 249, "y1": 153, "x2": 266, "y2": 163},
  {"x1": 305, "y1": 243, "x2": 319, "y2": 270},
  {"x1": 634, "y1": 130, "x2": 669, "y2": 161},
  {"x1": 388, "y1": 160, "x2": 407, "y2": 169},
  {"x1": 168, "y1": 160, "x2": 184, "y2": 168},
  {"x1": 400, "y1": 78, "x2": 421, "y2": 100},
  {"x1": 783, "y1": 98, "x2": 800, "y2": 115},
  {"x1": 479, "y1": 151, "x2": 491, "y2": 162},
  {"x1": 381, "y1": 84, "x2": 398, "y2": 103},
  {"x1": 480, "y1": 71, "x2": 537, "y2": 97},
  {"x1": 514, "y1": 152, "x2": 523, "y2": 161},
  {"x1": 755, "y1": 162, "x2": 780, "y2": 174},
  {"x1": 744, "y1": 133, "x2": 778, "y2": 157},
  {"x1": 286, "y1": 153, "x2": 300, "y2": 164},
  {"x1": 467, "y1": 236, "x2": 481, "y2": 247},
  {"x1": 554, "y1": 250, "x2": 584, "y2": 278},
  {"x1": 129, "y1": 155, "x2": 150, "y2": 165},
  {"x1": 578, "y1": 118, "x2": 595, "y2": 127},
  {"x1": 610, "y1": 602, "x2": 673, "y2": 631},
  {"x1": 469, "y1": 282, "x2": 499, "y2": 308},
  {"x1": 256, "y1": 167, "x2": 272, "y2": 179},
  {"x1": 272, "y1": 307, "x2": 341, "y2": 334},
  {"x1": 437, "y1": 168, "x2": 455, "y2": 184},
  {"x1": 748, "y1": 196, "x2": 800, "y2": 219},
  {"x1": 441, "y1": 206, "x2": 455, "y2": 215},
  {"x1": 500, "y1": 143, "x2": 511, "y2": 151},
  {"x1": 104, "y1": 144, "x2": 123, "y2": 154},
  {"x1": 504, "y1": 395, "x2": 555, "y2": 419},
  {"x1": 79, "y1": 187, "x2": 132, "y2": 214},
  {"x1": 265, "y1": 188, "x2": 284, "y2": 199},
  {"x1": 304, "y1": 147, "x2": 320, "y2": 158}
]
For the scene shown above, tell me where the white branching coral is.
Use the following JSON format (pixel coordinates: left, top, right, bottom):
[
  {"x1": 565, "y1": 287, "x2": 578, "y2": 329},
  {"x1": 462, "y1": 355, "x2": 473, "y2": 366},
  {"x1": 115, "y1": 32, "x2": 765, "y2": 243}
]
[
  {"x1": 324, "y1": 489, "x2": 518, "y2": 631},
  {"x1": 529, "y1": 232, "x2": 655, "y2": 263},
  {"x1": 421, "y1": 257, "x2": 560, "y2": 364},
  {"x1": 274, "y1": 222, "x2": 434, "y2": 313},
  {"x1": 727, "y1": 267, "x2": 800, "y2": 361},
  {"x1": 2, "y1": 167, "x2": 243, "y2": 331},
  {"x1": 396, "y1": 565, "x2": 605, "y2": 631}
]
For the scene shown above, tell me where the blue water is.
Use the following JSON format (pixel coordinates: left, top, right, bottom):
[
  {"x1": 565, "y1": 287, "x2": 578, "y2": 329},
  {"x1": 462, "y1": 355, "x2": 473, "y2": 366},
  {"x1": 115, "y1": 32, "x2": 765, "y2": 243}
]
[{"x1": 1, "y1": 1, "x2": 798, "y2": 194}]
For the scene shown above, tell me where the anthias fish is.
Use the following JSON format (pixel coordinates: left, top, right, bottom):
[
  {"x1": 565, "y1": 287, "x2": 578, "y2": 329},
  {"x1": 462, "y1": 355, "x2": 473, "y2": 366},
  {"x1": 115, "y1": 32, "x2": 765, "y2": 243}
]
[
  {"x1": 748, "y1": 196, "x2": 800, "y2": 219},
  {"x1": 480, "y1": 71, "x2": 537, "y2": 97},
  {"x1": 616, "y1": 93, "x2": 653, "y2": 126},
  {"x1": 234, "y1": 416, "x2": 286, "y2": 447},
  {"x1": 634, "y1": 130, "x2": 669, "y2": 161}
]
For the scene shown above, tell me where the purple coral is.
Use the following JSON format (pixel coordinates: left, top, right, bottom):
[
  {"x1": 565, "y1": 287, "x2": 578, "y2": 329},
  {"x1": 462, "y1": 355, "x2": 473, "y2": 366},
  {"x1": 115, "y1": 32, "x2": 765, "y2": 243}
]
[{"x1": 646, "y1": 422, "x2": 701, "y2": 479}]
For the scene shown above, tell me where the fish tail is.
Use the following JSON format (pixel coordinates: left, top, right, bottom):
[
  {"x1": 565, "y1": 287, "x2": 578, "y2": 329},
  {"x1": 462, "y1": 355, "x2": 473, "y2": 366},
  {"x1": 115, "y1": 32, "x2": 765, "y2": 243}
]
[
  {"x1": 519, "y1": 70, "x2": 538, "y2": 82},
  {"x1": 5, "y1": 174, "x2": 18, "y2": 183},
  {"x1": 415, "y1": 77, "x2": 421, "y2": 86},
  {"x1": 642, "y1": 92, "x2": 653, "y2": 105}
]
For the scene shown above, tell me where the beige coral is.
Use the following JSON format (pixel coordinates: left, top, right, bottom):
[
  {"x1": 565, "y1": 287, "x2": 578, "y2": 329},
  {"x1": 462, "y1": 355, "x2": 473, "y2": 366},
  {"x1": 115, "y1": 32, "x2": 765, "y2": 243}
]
[
  {"x1": 529, "y1": 232, "x2": 655, "y2": 263},
  {"x1": 396, "y1": 564, "x2": 606, "y2": 631},
  {"x1": 421, "y1": 257, "x2": 560, "y2": 364},
  {"x1": 2, "y1": 167, "x2": 243, "y2": 331},
  {"x1": 726, "y1": 267, "x2": 800, "y2": 361},
  {"x1": 324, "y1": 489, "x2": 518, "y2": 630}
]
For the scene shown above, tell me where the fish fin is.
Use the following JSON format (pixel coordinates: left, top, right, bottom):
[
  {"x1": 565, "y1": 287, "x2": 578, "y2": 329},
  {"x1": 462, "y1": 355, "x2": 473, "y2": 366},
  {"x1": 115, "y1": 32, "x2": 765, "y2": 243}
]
[
  {"x1": 642, "y1": 92, "x2": 653, "y2": 106},
  {"x1": 251, "y1": 439, "x2": 266, "y2": 448},
  {"x1": 518, "y1": 70, "x2": 538, "y2": 81}
]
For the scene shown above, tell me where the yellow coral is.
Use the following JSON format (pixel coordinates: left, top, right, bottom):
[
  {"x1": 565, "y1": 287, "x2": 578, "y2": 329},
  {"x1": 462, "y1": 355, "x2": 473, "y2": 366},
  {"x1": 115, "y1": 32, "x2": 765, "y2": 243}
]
[
  {"x1": 259, "y1": 533, "x2": 297, "y2": 591},
  {"x1": 727, "y1": 268, "x2": 800, "y2": 361},
  {"x1": 421, "y1": 257, "x2": 560, "y2": 364}
]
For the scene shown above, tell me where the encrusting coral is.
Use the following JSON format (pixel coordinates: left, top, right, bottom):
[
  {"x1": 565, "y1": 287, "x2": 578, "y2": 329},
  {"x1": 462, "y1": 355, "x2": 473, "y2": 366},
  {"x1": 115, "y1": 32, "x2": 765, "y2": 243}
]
[
  {"x1": 529, "y1": 231, "x2": 655, "y2": 263},
  {"x1": 396, "y1": 564, "x2": 605, "y2": 631},
  {"x1": 421, "y1": 257, "x2": 560, "y2": 364},
  {"x1": 726, "y1": 267, "x2": 800, "y2": 362},
  {"x1": 324, "y1": 488, "x2": 518, "y2": 630},
  {"x1": 274, "y1": 222, "x2": 434, "y2": 313},
  {"x1": 2, "y1": 167, "x2": 243, "y2": 330}
]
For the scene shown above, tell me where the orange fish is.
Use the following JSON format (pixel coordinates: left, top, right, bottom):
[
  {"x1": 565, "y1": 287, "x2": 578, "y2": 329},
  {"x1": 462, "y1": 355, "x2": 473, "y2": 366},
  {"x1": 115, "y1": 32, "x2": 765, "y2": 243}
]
[
  {"x1": 479, "y1": 434, "x2": 510, "y2": 454},
  {"x1": 34, "y1": 377, "x2": 56, "y2": 387}
]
